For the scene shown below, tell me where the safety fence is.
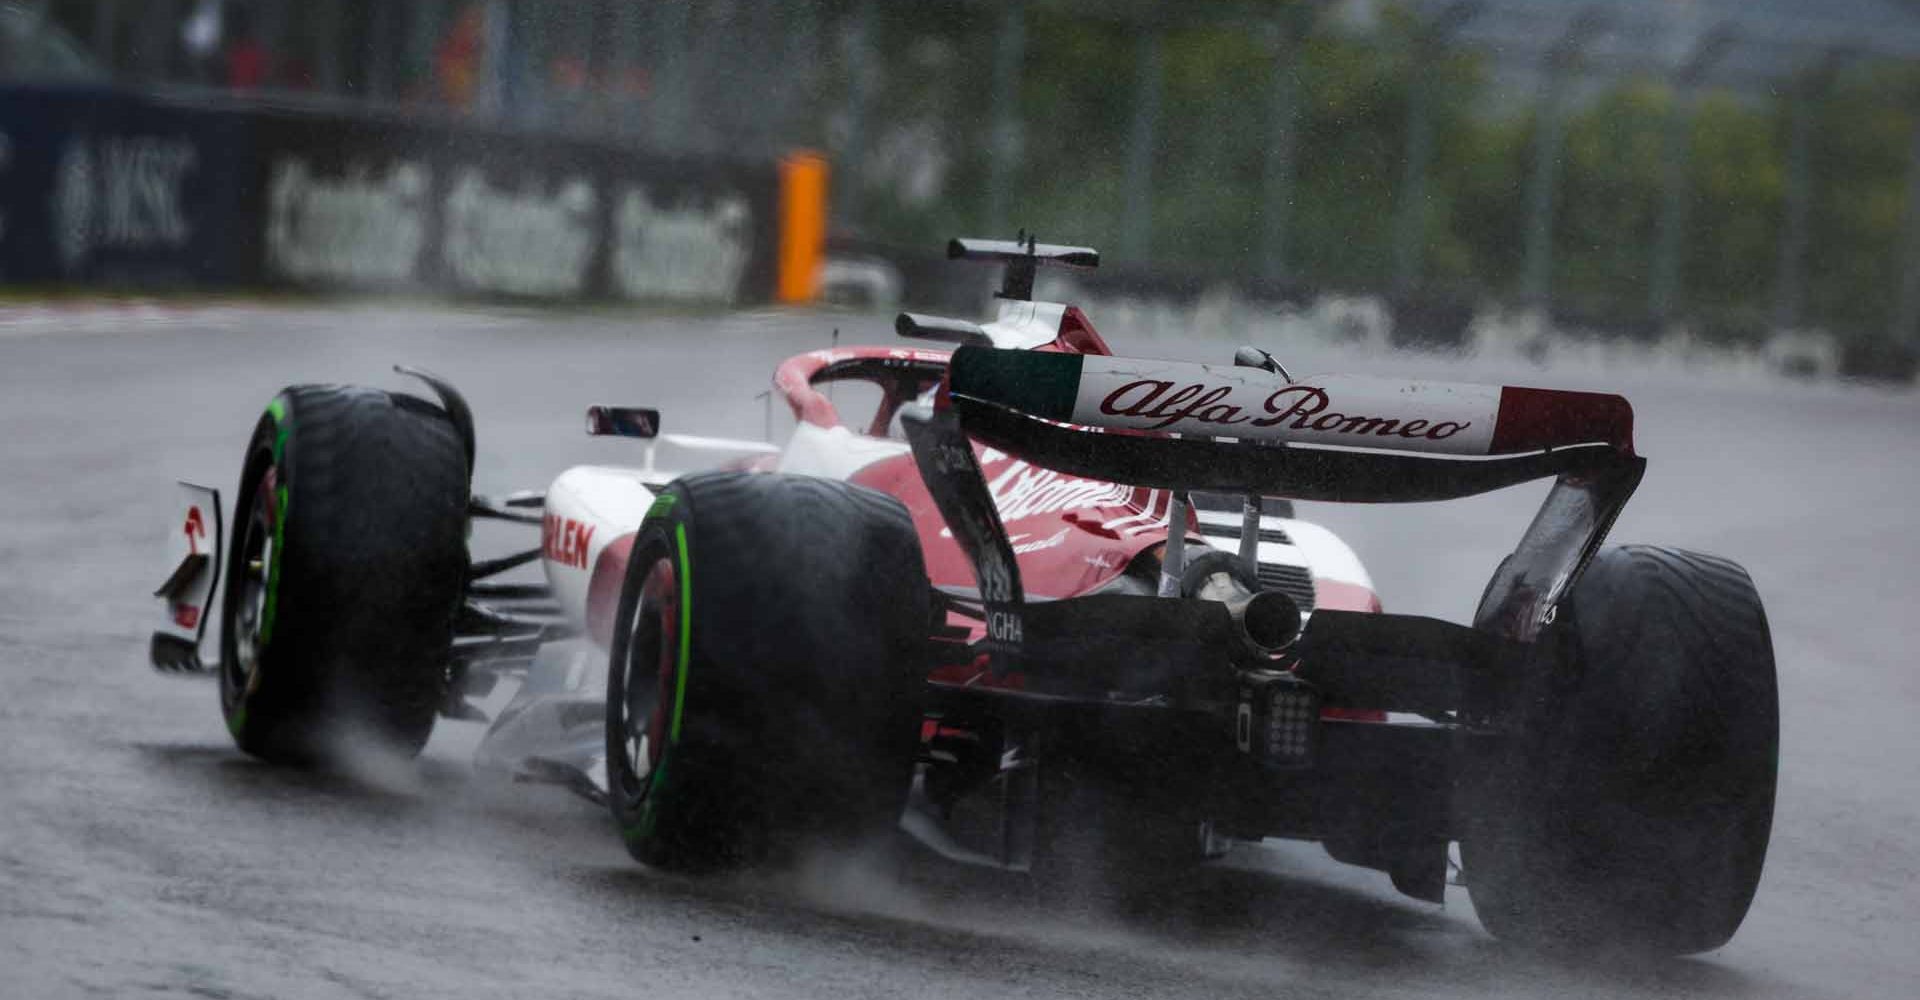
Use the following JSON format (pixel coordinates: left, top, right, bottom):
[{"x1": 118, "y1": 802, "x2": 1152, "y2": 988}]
[{"x1": 25, "y1": 3, "x2": 1920, "y2": 356}]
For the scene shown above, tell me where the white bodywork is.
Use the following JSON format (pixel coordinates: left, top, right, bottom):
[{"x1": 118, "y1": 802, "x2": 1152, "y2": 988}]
[
  {"x1": 981, "y1": 299, "x2": 1069, "y2": 349},
  {"x1": 776, "y1": 421, "x2": 910, "y2": 480},
  {"x1": 155, "y1": 482, "x2": 222, "y2": 642},
  {"x1": 1065, "y1": 359, "x2": 1503, "y2": 455},
  {"x1": 539, "y1": 465, "x2": 657, "y2": 630},
  {"x1": 1190, "y1": 510, "x2": 1373, "y2": 595},
  {"x1": 540, "y1": 443, "x2": 1378, "y2": 639},
  {"x1": 150, "y1": 482, "x2": 223, "y2": 670},
  {"x1": 540, "y1": 435, "x2": 780, "y2": 639}
]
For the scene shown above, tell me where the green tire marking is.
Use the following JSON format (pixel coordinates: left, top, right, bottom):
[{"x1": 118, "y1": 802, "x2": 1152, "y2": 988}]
[
  {"x1": 647, "y1": 492, "x2": 678, "y2": 518},
  {"x1": 618, "y1": 522, "x2": 695, "y2": 840},
  {"x1": 621, "y1": 519, "x2": 694, "y2": 845},
  {"x1": 261, "y1": 396, "x2": 289, "y2": 645},
  {"x1": 238, "y1": 396, "x2": 291, "y2": 737},
  {"x1": 670, "y1": 522, "x2": 691, "y2": 744},
  {"x1": 624, "y1": 754, "x2": 668, "y2": 842},
  {"x1": 258, "y1": 483, "x2": 289, "y2": 646},
  {"x1": 268, "y1": 397, "x2": 289, "y2": 464}
]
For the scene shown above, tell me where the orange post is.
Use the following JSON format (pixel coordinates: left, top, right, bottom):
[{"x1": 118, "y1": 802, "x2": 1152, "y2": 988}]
[{"x1": 777, "y1": 151, "x2": 829, "y2": 304}]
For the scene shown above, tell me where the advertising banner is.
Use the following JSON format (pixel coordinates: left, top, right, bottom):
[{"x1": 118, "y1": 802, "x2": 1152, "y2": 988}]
[
  {"x1": 0, "y1": 86, "x2": 785, "y2": 304},
  {"x1": 248, "y1": 109, "x2": 781, "y2": 303},
  {"x1": 0, "y1": 87, "x2": 252, "y2": 287}
]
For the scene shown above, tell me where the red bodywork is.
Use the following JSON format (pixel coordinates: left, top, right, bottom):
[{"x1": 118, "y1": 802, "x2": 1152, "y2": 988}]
[
  {"x1": 583, "y1": 307, "x2": 1382, "y2": 660},
  {"x1": 764, "y1": 307, "x2": 1382, "y2": 695},
  {"x1": 584, "y1": 307, "x2": 1380, "y2": 701},
  {"x1": 772, "y1": 307, "x2": 1198, "y2": 604},
  {"x1": 744, "y1": 305, "x2": 1647, "y2": 735}
]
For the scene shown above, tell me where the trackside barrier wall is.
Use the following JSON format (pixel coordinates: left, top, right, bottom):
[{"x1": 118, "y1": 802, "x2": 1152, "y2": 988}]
[{"x1": 0, "y1": 85, "x2": 787, "y2": 304}]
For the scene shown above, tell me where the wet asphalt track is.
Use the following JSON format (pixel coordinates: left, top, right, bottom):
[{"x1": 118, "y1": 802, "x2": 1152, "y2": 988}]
[{"x1": 1, "y1": 302, "x2": 1917, "y2": 999}]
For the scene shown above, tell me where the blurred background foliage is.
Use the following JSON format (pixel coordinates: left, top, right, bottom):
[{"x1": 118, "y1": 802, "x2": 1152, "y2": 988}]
[
  {"x1": 27, "y1": 0, "x2": 1920, "y2": 355},
  {"x1": 817, "y1": 1, "x2": 1920, "y2": 351}
]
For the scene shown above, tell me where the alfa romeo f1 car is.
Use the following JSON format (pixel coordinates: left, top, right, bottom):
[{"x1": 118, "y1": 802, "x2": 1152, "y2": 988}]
[{"x1": 151, "y1": 237, "x2": 1778, "y2": 954}]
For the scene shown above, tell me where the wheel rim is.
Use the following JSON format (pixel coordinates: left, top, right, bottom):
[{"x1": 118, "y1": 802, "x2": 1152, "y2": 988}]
[
  {"x1": 619, "y1": 555, "x2": 679, "y2": 797},
  {"x1": 228, "y1": 465, "x2": 277, "y2": 699}
]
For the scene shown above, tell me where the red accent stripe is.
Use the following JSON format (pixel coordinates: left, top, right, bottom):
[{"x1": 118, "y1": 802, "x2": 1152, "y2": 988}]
[
  {"x1": 1489, "y1": 386, "x2": 1635, "y2": 456},
  {"x1": 1322, "y1": 707, "x2": 1388, "y2": 722},
  {"x1": 1313, "y1": 578, "x2": 1381, "y2": 613},
  {"x1": 932, "y1": 370, "x2": 955, "y2": 412},
  {"x1": 585, "y1": 533, "x2": 637, "y2": 648},
  {"x1": 1044, "y1": 306, "x2": 1114, "y2": 356}
]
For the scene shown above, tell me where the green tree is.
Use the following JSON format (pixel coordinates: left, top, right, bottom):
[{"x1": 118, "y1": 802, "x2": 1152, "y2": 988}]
[
  {"x1": 1803, "y1": 66, "x2": 1918, "y2": 339},
  {"x1": 1681, "y1": 91, "x2": 1782, "y2": 336},
  {"x1": 1556, "y1": 81, "x2": 1667, "y2": 320}
]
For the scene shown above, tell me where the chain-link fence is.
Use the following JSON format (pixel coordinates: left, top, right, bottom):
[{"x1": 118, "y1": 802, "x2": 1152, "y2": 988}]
[{"x1": 23, "y1": 0, "x2": 1920, "y2": 360}]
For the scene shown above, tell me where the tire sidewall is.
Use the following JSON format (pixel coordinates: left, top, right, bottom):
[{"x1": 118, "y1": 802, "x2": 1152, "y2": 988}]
[
  {"x1": 604, "y1": 489, "x2": 715, "y2": 866},
  {"x1": 219, "y1": 398, "x2": 293, "y2": 756}
]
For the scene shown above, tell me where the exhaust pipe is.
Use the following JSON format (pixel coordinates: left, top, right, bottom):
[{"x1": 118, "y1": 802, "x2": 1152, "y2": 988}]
[
  {"x1": 1233, "y1": 589, "x2": 1303, "y2": 653},
  {"x1": 1176, "y1": 548, "x2": 1304, "y2": 654}
]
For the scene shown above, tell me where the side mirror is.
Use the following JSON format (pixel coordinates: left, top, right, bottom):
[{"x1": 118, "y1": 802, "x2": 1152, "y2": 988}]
[{"x1": 585, "y1": 406, "x2": 660, "y2": 439}]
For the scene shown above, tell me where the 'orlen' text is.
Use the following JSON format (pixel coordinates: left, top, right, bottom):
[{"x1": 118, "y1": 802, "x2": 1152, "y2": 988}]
[{"x1": 542, "y1": 516, "x2": 597, "y2": 569}]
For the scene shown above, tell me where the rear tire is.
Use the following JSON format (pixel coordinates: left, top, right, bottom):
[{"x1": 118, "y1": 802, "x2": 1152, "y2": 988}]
[
  {"x1": 1463, "y1": 545, "x2": 1778, "y2": 955},
  {"x1": 605, "y1": 472, "x2": 931, "y2": 871},
  {"x1": 218, "y1": 385, "x2": 470, "y2": 763}
]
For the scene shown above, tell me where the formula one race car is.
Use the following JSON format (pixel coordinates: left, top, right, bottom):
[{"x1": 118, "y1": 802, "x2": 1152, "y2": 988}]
[{"x1": 151, "y1": 237, "x2": 1778, "y2": 955}]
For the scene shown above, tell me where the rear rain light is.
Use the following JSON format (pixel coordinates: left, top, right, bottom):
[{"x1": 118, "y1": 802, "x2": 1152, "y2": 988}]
[{"x1": 1236, "y1": 671, "x2": 1320, "y2": 769}]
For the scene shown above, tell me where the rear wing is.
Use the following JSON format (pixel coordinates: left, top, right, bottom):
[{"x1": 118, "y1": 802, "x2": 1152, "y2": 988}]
[
  {"x1": 902, "y1": 347, "x2": 1645, "y2": 662},
  {"x1": 946, "y1": 348, "x2": 1636, "y2": 499}
]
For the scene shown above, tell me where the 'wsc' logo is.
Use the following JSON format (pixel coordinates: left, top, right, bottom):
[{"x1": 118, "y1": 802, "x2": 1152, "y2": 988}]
[{"x1": 52, "y1": 135, "x2": 198, "y2": 275}]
